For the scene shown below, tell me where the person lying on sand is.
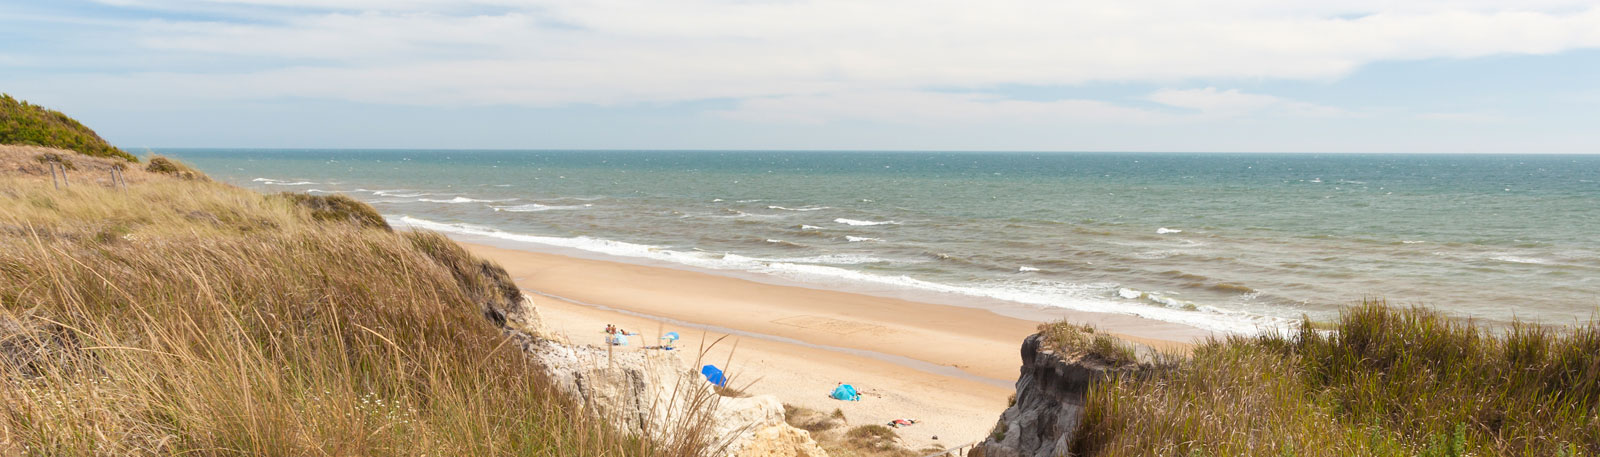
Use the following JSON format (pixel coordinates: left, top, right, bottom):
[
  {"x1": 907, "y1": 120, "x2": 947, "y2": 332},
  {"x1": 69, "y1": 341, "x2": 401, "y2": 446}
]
[{"x1": 887, "y1": 418, "x2": 917, "y2": 428}]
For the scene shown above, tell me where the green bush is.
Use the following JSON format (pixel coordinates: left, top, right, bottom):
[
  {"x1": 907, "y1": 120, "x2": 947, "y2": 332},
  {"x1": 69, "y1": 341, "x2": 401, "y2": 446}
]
[{"x1": 0, "y1": 94, "x2": 135, "y2": 161}]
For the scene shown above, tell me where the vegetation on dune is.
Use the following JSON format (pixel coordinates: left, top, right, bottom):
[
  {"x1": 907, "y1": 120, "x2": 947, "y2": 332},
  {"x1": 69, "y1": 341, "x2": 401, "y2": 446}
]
[
  {"x1": 1071, "y1": 300, "x2": 1600, "y2": 457},
  {"x1": 1037, "y1": 320, "x2": 1141, "y2": 368},
  {"x1": 280, "y1": 192, "x2": 392, "y2": 231},
  {"x1": 144, "y1": 155, "x2": 207, "y2": 180},
  {"x1": 0, "y1": 164, "x2": 711, "y2": 455},
  {"x1": 782, "y1": 404, "x2": 942, "y2": 457},
  {"x1": 0, "y1": 94, "x2": 135, "y2": 162}
]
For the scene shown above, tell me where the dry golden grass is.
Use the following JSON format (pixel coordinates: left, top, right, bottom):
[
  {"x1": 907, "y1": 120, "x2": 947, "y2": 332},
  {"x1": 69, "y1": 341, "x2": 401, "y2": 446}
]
[
  {"x1": 0, "y1": 145, "x2": 156, "y2": 186},
  {"x1": 1037, "y1": 320, "x2": 1140, "y2": 367},
  {"x1": 1072, "y1": 300, "x2": 1600, "y2": 457},
  {"x1": 0, "y1": 169, "x2": 712, "y2": 455}
]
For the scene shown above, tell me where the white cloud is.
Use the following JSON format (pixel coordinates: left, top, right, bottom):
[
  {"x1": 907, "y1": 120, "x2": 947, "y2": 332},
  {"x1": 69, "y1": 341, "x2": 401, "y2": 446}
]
[
  {"x1": 1415, "y1": 111, "x2": 1508, "y2": 122},
  {"x1": 16, "y1": 0, "x2": 1600, "y2": 122},
  {"x1": 720, "y1": 91, "x2": 1170, "y2": 125},
  {"x1": 1147, "y1": 87, "x2": 1351, "y2": 118}
]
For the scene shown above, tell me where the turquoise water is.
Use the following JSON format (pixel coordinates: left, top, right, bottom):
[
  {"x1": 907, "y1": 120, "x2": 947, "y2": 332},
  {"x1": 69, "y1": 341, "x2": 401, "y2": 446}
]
[{"x1": 168, "y1": 149, "x2": 1600, "y2": 334}]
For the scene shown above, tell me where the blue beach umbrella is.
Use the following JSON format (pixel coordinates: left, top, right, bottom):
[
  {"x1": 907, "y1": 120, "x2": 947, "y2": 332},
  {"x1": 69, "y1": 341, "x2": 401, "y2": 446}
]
[{"x1": 701, "y1": 365, "x2": 726, "y2": 386}]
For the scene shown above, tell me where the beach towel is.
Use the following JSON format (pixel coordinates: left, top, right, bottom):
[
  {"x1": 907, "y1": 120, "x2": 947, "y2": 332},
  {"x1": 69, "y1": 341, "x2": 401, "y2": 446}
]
[
  {"x1": 830, "y1": 384, "x2": 860, "y2": 401},
  {"x1": 701, "y1": 365, "x2": 727, "y2": 386}
]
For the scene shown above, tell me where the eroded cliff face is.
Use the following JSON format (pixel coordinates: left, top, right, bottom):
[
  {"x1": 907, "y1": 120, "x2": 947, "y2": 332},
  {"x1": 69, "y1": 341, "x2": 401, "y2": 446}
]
[
  {"x1": 973, "y1": 334, "x2": 1140, "y2": 457},
  {"x1": 508, "y1": 296, "x2": 827, "y2": 457}
]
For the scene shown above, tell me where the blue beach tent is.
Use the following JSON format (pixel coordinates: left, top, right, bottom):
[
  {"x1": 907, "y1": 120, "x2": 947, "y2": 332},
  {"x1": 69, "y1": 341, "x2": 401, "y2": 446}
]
[
  {"x1": 830, "y1": 384, "x2": 860, "y2": 401},
  {"x1": 701, "y1": 365, "x2": 727, "y2": 387}
]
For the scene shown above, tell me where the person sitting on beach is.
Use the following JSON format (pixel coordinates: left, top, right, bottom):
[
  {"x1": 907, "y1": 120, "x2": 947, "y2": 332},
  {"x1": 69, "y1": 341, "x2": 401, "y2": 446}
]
[{"x1": 605, "y1": 324, "x2": 617, "y2": 335}]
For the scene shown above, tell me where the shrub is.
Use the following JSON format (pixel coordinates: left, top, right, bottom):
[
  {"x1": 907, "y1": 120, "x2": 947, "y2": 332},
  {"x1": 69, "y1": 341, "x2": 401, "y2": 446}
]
[
  {"x1": 0, "y1": 94, "x2": 135, "y2": 161},
  {"x1": 145, "y1": 155, "x2": 207, "y2": 180},
  {"x1": 32, "y1": 152, "x2": 75, "y2": 170},
  {"x1": 281, "y1": 192, "x2": 392, "y2": 231}
]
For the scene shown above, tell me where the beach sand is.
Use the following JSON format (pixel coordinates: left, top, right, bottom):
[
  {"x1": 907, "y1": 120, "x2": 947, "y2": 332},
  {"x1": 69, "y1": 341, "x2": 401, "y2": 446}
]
[{"x1": 461, "y1": 241, "x2": 1204, "y2": 450}]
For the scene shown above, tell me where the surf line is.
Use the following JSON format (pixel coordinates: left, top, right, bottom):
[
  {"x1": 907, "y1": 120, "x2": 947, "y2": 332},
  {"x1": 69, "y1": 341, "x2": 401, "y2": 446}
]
[{"x1": 523, "y1": 289, "x2": 1014, "y2": 388}]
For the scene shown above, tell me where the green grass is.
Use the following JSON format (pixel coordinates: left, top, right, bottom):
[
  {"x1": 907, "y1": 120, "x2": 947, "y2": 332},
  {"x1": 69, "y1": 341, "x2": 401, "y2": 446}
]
[
  {"x1": 0, "y1": 167, "x2": 711, "y2": 455},
  {"x1": 1071, "y1": 300, "x2": 1600, "y2": 457},
  {"x1": 0, "y1": 94, "x2": 135, "y2": 162}
]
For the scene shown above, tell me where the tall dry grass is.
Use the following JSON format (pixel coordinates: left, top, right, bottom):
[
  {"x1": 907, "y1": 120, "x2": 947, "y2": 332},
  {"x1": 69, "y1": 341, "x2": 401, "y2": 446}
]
[
  {"x1": 1073, "y1": 300, "x2": 1600, "y2": 457},
  {"x1": 0, "y1": 175, "x2": 710, "y2": 455}
]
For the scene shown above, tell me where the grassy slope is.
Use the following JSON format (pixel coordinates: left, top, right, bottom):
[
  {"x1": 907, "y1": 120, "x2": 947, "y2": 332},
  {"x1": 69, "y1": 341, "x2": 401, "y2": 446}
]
[
  {"x1": 0, "y1": 95, "x2": 135, "y2": 162},
  {"x1": 0, "y1": 168, "x2": 701, "y2": 454},
  {"x1": 1067, "y1": 301, "x2": 1600, "y2": 457}
]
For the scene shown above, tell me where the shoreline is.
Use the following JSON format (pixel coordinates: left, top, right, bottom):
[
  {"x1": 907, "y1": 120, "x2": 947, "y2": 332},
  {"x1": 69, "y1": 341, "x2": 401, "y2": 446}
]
[{"x1": 458, "y1": 238, "x2": 1208, "y2": 449}]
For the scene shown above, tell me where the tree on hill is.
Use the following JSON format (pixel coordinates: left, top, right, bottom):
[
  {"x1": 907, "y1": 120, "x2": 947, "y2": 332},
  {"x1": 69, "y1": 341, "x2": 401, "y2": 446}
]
[{"x1": 0, "y1": 93, "x2": 136, "y2": 162}]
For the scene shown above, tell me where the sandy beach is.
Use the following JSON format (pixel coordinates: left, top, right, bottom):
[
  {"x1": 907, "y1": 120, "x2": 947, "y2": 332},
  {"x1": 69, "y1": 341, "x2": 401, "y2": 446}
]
[{"x1": 460, "y1": 240, "x2": 1208, "y2": 449}]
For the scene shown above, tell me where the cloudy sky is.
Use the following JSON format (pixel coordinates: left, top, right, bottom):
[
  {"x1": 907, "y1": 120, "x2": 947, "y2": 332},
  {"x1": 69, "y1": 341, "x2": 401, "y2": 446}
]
[{"x1": 4, "y1": 1, "x2": 1599, "y2": 152}]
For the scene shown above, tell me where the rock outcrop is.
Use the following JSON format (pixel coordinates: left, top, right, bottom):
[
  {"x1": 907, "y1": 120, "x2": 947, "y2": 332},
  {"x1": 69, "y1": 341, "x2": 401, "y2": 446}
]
[
  {"x1": 510, "y1": 296, "x2": 826, "y2": 457},
  {"x1": 973, "y1": 333, "x2": 1146, "y2": 457}
]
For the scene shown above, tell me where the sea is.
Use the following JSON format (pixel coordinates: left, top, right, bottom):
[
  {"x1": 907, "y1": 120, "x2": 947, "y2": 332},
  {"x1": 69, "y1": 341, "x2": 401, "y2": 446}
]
[{"x1": 166, "y1": 149, "x2": 1600, "y2": 335}]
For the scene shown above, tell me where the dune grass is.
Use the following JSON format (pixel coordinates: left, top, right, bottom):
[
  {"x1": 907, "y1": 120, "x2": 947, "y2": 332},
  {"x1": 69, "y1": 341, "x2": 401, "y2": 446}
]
[
  {"x1": 1037, "y1": 320, "x2": 1140, "y2": 368},
  {"x1": 0, "y1": 173, "x2": 708, "y2": 455},
  {"x1": 1072, "y1": 300, "x2": 1600, "y2": 457}
]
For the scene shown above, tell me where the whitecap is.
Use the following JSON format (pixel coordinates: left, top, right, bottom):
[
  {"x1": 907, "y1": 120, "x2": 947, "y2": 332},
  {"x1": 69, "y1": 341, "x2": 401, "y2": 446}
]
[
  {"x1": 492, "y1": 203, "x2": 586, "y2": 212},
  {"x1": 392, "y1": 216, "x2": 1294, "y2": 336},
  {"x1": 845, "y1": 236, "x2": 883, "y2": 242},
  {"x1": 741, "y1": 253, "x2": 892, "y2": 265},
  {"x1": 1156, "y1": 227, "x2": 1182, "y2": 234},
  {"x1": 372, "y1": 190, "x2": 426, "y2": 197},
  {"x1": 420, "y1": 196, "x2": 515, "y2": 204},
  {"x1": 1019, "y1": 266, "x2": 1041, "y2": 272},
  {"x1": 265, "y1": 181, "x2": 316, "y2": 186},
  {"x1": 251, "y1": 178, "x2": 274, "y2": 182},
  {"x1": 768, "y1": 205, "x2": 830, "y2": 212},
  {"x1": 835, "y1": 218, "x2": 900, "y2": 226},
  {"x1": 1492, "y1": 256, "x2": 1547, "y2": 264},
  {"x1": 712, "y1": 198, "x2": 724, "y2": 202},
  {"x1": 800, "y1": 225, "x2": 822, "y2": 230}
]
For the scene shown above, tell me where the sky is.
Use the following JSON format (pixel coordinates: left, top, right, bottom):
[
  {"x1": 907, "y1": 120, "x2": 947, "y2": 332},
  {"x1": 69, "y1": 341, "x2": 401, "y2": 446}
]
[{"x1": 2, "y1": 0, "x2": 1599, "y2": 153}]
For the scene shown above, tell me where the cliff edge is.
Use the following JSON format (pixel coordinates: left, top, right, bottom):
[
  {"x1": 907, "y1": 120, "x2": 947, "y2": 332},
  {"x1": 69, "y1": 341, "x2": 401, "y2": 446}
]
[{"x1": 974, "y1": 329, "x2": 1151, "y2": 457}]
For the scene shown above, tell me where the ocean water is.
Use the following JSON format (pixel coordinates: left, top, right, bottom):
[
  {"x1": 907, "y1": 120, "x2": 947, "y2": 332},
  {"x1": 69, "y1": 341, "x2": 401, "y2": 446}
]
[{"x1": 168, "y1": 149, "x2": 1600, "y2": 334}]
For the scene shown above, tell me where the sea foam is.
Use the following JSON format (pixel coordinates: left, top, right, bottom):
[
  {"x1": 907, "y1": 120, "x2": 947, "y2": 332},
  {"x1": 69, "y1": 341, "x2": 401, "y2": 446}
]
[
  {"x1": 492, "y1": 203, "x2": 587, "y2": 212},
  {"x1": 419, "y1": 196, "x2": 515, "y2": 203},
  {"x1": 393, "y1": 216, "x2": 1291, "y2": 336},
  {"x1": 835, "y1": 218, "x2": 900, "y2": 226}
]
